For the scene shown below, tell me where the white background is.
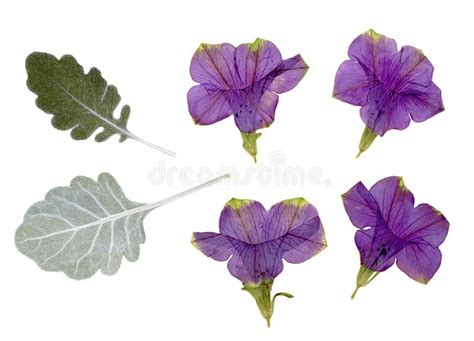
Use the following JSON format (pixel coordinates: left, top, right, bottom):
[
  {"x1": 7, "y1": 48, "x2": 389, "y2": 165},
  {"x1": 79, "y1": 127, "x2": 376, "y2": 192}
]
[{"x1": 1, "y1": 0, "x2": 472, "y2": 340}]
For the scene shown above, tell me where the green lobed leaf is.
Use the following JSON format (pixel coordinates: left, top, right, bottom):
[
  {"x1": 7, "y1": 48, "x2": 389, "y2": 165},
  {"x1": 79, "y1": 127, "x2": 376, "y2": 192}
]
[{"x1": 26, "y1": 52, "x2": 175, "y2": 156}]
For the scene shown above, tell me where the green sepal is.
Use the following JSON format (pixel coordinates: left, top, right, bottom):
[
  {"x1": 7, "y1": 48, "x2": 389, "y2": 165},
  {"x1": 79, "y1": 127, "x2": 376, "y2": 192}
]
[
  {"x1": 242, "y1": 279, "x2": 293, "y2": 327},
  {"x1": 351, "y1": 265, "x2": 380, "y2": 299},
  {"x1": 226, "y1": 198, "x2": 252, "y2": 210},
  {"x1": 357, "y1": 126, "x2": 378, "y2": 157},
  {"x1": 365, "y1": 29, "x2": 384, "y2": 43},
  {"x1": 241, "y1": 132, "x2": 261, "y2": 162},
  {"x1": 248, "y1": 38, "x2": 267, "y2": 52}
]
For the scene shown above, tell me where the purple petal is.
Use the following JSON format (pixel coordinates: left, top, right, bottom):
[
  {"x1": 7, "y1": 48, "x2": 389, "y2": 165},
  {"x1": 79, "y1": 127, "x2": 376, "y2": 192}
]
[
  {"x1": 396, "y1": 203, "x2": 449, "y2": 247},
  {"x1": 268, "y1": 55, "x2": 309, "y2": 94},
  {"x1": 190, "y1": 43, "x2": 237, "y2": 90},
  {"x1": 195, "y1": 198, "x2": 326, "y2": 284},
  {"x1": 333, "y1": 30, "x2": 397, "y2": 117},
  {"x1": 223, "y1": 198, "x2": 327, "y2": 282},
  {"x1": 343, "y1": 176, "x2": 449, "y2": 280},
  {"x1": 265, "y1": 198, "x2": 317, "y2": 238},
  {"x1": 400, "y1": 83, "x2": 444, "y2": 123},
  {"x1": 396, "y1": 243, "x2": 442, "y2": 284},
  {"x1": 192, "y1": 232, "x2": 240, "y2": 261},
  {"x1": 187, "y1": 84, "x2": 233, "y2": 125},
  {"x1": 333, "y1": 60, "x2": 376, "y2": 106},
  {"x1": 279, "y1": 216, "x2": 326, "y2": 263},
  {"x1": 226, "y1": 85, "x2": 278, "y2": 133},
  {"x1": 370, "y1": 176, "x2": 414, "y2": 233},
  {"x1": 334, "y1": 30, "x2": 444, "y2": 141},
  {"x1": 192, "y1": 232, "x2": 283, "y2": 283},
  {"x1": 219, "y1": 199, "x2": 267, "y2": 244},
  {"x1": 355, "y1": 227, "x2": 402, "y2": 272},
  {"x1": 235, "y1": 38, "x2": 282, "y2": 89},
  {"x1": 360, "y1": 86, "x2": 411, "y2": 135},
  {"x1": 360, "y1": 81, "x2": 442, "y2": 136},
  {"x1": 188, "y1": 39, "x2": 308, "y2": 152},
  {"x1": 382, "y1": 46, "x2": 434, "y2": 93},
  {"x1": 266, "y1": 198, "x2": 326, "y2": 263},
  {"x1": 342, "y1": 181, "x2": 381, "y2": 229},
  {"x1": 343, "y1": 182, "x2": 406, "y2": 271},
  {"x1": 348, "y1": 29, "x2": 397, "y2": 80},
  {"x1": 227, "y1": 240, "x2": 284, "y2": 283}
]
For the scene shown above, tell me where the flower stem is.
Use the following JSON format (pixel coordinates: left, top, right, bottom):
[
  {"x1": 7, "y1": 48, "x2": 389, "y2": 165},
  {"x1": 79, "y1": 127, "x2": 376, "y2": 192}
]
[
  {"x1": 241, "y1": 132, "x2": 261, "y2": 162},
  {"x1": 242, "y1": 280, "x2": 293, "y2": 328},
  {"x1": 351, "y1": 265, "x2": 379, "y2": 299},
  {"x1": 357, "y1": 126, "x2": 377, "y2": 158},
  {"x1": 351, "y1": 286, "x2": 360, "y2": 300}
]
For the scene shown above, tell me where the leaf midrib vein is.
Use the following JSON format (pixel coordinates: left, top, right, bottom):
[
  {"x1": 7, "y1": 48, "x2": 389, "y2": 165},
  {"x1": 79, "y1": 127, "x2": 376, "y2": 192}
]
[{"x1": 51, "y1": 78, "x2": 131, "y2": 139}]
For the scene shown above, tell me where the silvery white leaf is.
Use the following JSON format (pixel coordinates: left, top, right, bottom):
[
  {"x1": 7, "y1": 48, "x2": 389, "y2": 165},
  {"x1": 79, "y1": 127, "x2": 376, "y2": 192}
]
[{"x1": 15, "y1": 173, "x2": 229, "y2": 280}]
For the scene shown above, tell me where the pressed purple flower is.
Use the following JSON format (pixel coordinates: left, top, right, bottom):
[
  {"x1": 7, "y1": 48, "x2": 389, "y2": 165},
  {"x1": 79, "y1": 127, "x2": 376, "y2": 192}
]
[
  {"x1": 333, "y1": 29, "x2": 444, "y2": 157},
  {"x1": 187, "y1": 38, "x2": 309, "y2": 161},
  {"x1": 342, "y1": 176, "x2": 449, "y2": 298},
  {"x1": 192, "y1": 198, "x2": 326, "y2": 326}
]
